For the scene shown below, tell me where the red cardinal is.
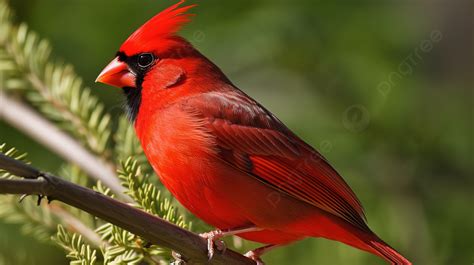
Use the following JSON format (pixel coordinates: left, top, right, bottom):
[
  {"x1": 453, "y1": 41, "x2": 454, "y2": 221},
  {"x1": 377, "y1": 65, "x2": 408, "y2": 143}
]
[{"x1": 96, "y1": 1, "x2": 411, "y2": 264}]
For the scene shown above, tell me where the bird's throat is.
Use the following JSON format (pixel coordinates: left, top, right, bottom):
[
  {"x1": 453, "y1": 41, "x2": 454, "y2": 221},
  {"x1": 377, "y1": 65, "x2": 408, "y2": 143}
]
[{"x1": 122, "y1": 87, "x2": 142, "y2": 122}]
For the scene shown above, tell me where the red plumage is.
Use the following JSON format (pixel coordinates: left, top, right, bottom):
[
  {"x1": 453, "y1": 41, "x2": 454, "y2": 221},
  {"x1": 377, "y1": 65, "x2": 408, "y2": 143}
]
[{"x1": 97, "y1": 1, "x2": 411, "y2": 264}]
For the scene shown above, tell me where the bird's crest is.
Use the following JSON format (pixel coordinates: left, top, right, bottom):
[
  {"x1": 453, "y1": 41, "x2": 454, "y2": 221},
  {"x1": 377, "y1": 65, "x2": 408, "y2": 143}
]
[{"x1": 120, "y1": 0, "x2": 196, "y2": 55}]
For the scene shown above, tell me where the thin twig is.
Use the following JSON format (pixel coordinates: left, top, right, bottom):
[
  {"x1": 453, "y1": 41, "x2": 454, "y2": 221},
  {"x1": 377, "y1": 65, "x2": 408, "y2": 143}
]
[
  {"x1": 0, "y1": 154, "x2": 256, "y2": 265},
  {"x1": 0, "y1": 91, "x2": 129, "y2": 200}
]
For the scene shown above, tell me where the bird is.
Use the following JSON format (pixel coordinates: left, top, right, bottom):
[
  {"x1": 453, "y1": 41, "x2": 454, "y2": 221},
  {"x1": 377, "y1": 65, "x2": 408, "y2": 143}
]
[{"x1": 96, "y1": 1, "x2": 411, "y2": 264}]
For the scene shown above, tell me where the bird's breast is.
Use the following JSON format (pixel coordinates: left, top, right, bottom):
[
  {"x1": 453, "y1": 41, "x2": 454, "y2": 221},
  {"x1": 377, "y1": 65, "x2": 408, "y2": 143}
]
[
  {"x1": 136, "y1": 104, "x2": 215, "y2": 180},
  {"x1": 134, "y1": 105, "x2": 252, "y2": 227}
]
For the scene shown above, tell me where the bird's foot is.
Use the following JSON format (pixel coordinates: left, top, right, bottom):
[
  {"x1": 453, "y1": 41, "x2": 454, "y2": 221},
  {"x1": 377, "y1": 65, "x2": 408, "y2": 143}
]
[
  {"x1": 199, "y1": 229, "x2": 227, "y2": 260},
  {"x1": 171, "y1": 251, "x2": 188, "y2": 265},
  {"x1": 244, "y1": 244, "x2": 279, "y2": 265},
  {"x1": 244, "y1": 250, "x2": 265, "y2": 265}
]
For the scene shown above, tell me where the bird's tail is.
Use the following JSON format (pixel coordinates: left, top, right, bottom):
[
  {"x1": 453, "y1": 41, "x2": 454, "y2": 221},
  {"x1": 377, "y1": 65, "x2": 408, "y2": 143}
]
[
  {"x1": 332, "y1": 225, "x2": 412, "y2": 265},
  {"x1": 365, "y1": 235, "x2": 412, "y2": 265},
  {"x1": 303, "y1": 214, "x2": 412, "y2": 264}
]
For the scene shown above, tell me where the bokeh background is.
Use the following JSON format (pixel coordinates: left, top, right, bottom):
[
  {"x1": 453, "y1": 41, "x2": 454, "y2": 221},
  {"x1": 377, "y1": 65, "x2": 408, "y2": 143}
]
[{"x1": 1, "y1": 0, "x2": 472, "y2": 264}]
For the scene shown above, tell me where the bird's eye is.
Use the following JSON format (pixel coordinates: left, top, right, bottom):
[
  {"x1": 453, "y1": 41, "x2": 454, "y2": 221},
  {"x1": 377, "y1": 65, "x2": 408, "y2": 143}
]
[{"x1": 137, "y1": 53, "x2": 154, "y2": 68}]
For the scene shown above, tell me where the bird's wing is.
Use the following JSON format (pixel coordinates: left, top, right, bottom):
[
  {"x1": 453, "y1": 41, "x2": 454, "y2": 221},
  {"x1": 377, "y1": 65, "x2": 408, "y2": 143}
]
[{"x1": 183, "y1": 90, "x2": 368, "y2": 230}]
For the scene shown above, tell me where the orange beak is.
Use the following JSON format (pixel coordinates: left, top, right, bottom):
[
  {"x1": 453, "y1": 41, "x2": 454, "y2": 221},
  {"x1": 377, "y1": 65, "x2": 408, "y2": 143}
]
[{"x1": 95, "y1": 57, "x2": 136, "y2": 88}]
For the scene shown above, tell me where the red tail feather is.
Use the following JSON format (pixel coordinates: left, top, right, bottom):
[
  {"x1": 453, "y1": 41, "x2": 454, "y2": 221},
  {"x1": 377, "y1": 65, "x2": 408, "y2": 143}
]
[{"x1": 368, "y1": 237, "x2": 412, "y2": 265}]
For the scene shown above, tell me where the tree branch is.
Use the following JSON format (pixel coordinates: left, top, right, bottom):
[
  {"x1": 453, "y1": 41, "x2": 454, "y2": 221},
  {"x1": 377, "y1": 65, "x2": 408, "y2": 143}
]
[
  {"x1": 0, "y1": 91, "x2": 128, "y2": 200},
  {"x1": 0, "y1": 153, "x2": 256, "y2": 265}
]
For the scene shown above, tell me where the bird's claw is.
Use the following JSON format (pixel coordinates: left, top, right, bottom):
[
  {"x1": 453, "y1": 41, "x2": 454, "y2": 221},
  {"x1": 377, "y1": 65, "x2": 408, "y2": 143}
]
[
  {"x1": 199, "y1": 230, "x2": 227, "y2": 260},
  {"x1": 244, "y1": 250, "x2": 265, "y2": 265},
  {"x1": 171, "y1": 251, "x2": 187, "y2": 265}
]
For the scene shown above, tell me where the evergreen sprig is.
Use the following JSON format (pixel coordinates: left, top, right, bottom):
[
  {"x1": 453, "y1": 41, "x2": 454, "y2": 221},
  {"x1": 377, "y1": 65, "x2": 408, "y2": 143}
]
[
  {"x1": 0, "y1": 1, "x2": 112, "y2": 159},
  {"x1": 54, "y1": 225, "x2": 98, "y2": 265},
  {"x1": 118, "y1": 157, "x2": 189, "y2": 229},
  {"x1": 96, "y1": 224, "x2": 150, "y2": 265}
]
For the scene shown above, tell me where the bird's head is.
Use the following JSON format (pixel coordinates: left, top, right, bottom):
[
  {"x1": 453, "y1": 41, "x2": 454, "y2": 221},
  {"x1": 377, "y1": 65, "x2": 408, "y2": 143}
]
[
  {"x1": 98, "y1": 1, "x2": 229, "y2": 121},
  {"x1": 96, "y1": 1, "x2": 231, "y2": 121},
  {"x1": 96, "y1": 0, "x2": 196, "y2": 90}
]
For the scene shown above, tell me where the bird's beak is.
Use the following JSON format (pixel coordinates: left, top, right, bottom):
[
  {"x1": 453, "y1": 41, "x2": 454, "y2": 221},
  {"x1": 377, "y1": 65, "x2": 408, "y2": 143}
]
[{"x1": 95, "y1": 57, "x2": 136, "y2": 88}]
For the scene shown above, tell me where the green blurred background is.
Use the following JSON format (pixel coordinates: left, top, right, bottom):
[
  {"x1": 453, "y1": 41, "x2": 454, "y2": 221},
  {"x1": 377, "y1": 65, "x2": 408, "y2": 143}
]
[{"x1": 1, "y1": 0, "x2": 472, "y2": 264}]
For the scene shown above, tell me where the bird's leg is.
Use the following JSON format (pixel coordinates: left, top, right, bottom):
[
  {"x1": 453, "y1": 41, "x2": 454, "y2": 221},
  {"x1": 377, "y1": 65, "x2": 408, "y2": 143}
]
[
  {"x1": 245, "y1": 244, "x2": 280, "y2": 265},
  {"x1": 200, "y1": 225, "x2": 263, "y2": 260}
]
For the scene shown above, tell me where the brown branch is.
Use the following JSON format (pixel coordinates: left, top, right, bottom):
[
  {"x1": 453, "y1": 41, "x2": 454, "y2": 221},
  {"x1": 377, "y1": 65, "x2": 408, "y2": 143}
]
[{"x1": 0, "y1": 153, "x2": 255, "y2": 265}]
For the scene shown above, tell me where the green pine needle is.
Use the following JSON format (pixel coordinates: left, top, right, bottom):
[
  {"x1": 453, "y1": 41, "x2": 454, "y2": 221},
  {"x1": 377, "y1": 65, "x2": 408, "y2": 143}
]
[{"x1": 54, "y1": 225, "x2": 98, "y2": 265}]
